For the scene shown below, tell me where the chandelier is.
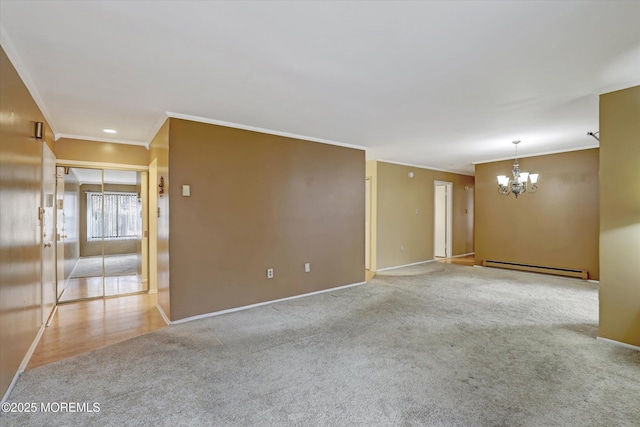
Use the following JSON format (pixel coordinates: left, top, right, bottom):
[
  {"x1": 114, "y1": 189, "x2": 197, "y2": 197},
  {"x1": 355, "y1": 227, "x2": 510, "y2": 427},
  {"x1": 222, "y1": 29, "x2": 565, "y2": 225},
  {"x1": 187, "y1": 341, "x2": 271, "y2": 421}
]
[{"x1": 497, "y1": 141, "x2": 539, "y2": 198}]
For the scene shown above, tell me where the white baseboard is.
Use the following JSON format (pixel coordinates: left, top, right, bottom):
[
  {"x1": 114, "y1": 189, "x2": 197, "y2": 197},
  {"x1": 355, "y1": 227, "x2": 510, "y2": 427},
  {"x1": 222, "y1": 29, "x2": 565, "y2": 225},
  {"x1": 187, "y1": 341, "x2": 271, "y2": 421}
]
[
  {"x1": 376, "y1": 254, "x2": 473, "y2": 273},
  {"x1": 596, "y1": 336, "x2": 640, "y2": 351},
  {"x1": 19, "y1": 324, "x2": 45, "y2": 372},
  {"x1": 2, "y1": 323, "x2": 46, "y2": 404},
  {"x1": 156, "y1": 303, "x2": 171, "y2": 325},
  {"x1": 587, "y1": 279, "x2": 600, "y2": 284},
  {"x1": 46, "y1": 305, "x2": 58, "y2": 327},
  {"x1": 376, "y1": 259, "x2": 436, "y2": 272},
  {"x1": 1, "y1": 367, "x2": 21, "y2": 405},
  {"x1": 171, "y1": 281, "x2": 367, "y2": 325},
  {"x1": 451, "y1": 252, "x2": 475, "y2": 258}
]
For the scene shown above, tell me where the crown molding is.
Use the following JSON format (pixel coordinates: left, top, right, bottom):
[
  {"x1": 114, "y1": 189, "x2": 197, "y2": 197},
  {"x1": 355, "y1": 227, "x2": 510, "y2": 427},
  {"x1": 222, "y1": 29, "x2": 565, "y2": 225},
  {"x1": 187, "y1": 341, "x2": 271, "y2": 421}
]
[
  {"x1": 592, "y1": 79, "x2": 640, "y2": 96},
  {"x1": 166, "y1": 112, "x2": 366, "y2": 151},
  {"x1": 376, "y1": 159, "x2": 475, "y2": 176},
  {"x1": 0, "y1": 24, "x2": 59, "y2": 136},
  {"x1": 57, "y1": 133, "x2": 148, "y2": 148},
  {"x1": 145, "y1": 113, "x2": 170, "y2": 149},
  {"x1": 472, "y1": 144, "x2": 599, "y2": 165}
]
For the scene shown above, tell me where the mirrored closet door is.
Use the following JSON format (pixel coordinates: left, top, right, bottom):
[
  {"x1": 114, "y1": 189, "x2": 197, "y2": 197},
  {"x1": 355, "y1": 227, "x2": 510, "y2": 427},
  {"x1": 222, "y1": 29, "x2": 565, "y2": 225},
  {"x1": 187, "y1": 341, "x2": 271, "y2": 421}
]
[{"x1": 56, "y1": 167, "x2": 148, "y2": 303}]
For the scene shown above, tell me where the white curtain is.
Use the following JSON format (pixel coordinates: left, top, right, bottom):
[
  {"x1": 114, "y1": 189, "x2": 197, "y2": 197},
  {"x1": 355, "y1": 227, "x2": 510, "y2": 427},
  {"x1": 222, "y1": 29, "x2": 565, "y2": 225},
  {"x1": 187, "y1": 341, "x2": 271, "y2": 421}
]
[{"x1": 87, "y1": 192, "x2": 140, "y2": 240}]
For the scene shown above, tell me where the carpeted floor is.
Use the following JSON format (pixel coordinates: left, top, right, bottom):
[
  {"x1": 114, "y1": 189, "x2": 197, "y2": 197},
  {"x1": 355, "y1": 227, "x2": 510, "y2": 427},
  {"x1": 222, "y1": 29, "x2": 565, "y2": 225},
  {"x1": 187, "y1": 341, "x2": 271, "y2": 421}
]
[
  {"x1": 69, "y1": 254, "x2": 138, "y2": 278},
  {"x1": 3, "y1": 263, "x2": 639, "y2": 426}
]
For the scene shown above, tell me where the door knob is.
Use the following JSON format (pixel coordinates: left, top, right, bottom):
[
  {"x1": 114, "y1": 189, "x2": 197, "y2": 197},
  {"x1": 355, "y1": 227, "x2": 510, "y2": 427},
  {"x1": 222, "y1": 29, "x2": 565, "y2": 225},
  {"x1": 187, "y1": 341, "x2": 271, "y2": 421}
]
[{"x1": 44, "y1": 243, "x2": 52, "y2": 248}]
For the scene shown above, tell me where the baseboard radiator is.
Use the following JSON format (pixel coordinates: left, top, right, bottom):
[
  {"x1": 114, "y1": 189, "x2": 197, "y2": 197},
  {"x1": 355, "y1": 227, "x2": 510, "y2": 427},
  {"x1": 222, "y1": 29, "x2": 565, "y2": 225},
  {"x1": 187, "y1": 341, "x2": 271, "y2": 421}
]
[{"x1": 482, "y1": 259, "x2": 588, "y2": 280}]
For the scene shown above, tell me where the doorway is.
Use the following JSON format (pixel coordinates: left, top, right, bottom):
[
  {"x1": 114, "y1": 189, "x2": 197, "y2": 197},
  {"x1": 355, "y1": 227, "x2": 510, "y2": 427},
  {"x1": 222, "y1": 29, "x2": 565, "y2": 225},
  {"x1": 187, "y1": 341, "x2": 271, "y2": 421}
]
[
  {"x1": 57, "y1": 166, "x2": 148, "y2": 303},
  {"x1": 365, "y1": 177, "x2": 372, "y2": 271},
  {"x1": 434, "y1": 181, "x2": 452, "y2": 259}
]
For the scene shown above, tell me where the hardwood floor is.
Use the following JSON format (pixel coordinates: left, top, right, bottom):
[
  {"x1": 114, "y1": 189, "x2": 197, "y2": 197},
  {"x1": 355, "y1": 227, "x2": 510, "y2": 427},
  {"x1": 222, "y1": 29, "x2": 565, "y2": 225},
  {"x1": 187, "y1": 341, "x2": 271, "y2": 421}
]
[
  {"x1": 436, "y1": 254, "x2": 476, "y2": 267},
  {"x1": 59, "y1": 275, "x2": 147, "y2": 302},
  {"x1": 28, "y1": 293, "x2": 167, "y2": 370}
]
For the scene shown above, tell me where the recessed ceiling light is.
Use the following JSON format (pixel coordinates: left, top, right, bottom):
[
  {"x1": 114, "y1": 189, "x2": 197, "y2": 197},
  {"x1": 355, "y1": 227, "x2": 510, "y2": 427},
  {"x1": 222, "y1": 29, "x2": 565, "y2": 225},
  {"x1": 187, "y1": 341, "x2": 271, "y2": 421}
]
[{"x1": 103, "y1": 129, "x2": 117, "y2": 134}]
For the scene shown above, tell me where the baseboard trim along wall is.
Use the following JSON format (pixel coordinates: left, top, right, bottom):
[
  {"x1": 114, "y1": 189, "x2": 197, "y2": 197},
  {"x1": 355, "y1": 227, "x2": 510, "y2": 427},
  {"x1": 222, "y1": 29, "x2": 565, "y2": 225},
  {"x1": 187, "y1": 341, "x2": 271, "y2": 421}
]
[
  {"x1": 596, "y1": 336, "x2": 640, "y2": 352},
  {"x1": 156, "y1": 304, "x2": 171, "y2": 326},
  {"x1": 376, "y1": 253, "x2": 474, "y2": 273},
  {"x1": 46, "y1": 305, "x2": 58, "y2": 327},
  {"x1": 1, "y1": 368, "x2": 20, "y2": 405},
  {"x1": 2, "y1": 324, "x2": 46, "y2": 404},
  {"x1": 170, "y1": 281, "x2": 367, "y2": 325},
  {"x1": 451, "y1": 252, "x2": 475, "y2": 258},
  {"x1": 376, "y1": 259, "x2": 436, "y2": 272}
]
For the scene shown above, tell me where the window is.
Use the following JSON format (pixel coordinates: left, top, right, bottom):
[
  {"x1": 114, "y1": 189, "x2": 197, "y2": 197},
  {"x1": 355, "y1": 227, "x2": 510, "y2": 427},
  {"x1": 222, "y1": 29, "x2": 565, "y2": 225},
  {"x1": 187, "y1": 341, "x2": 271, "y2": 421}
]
[{"x1": 87, "y1": 192, "x2": 140, "y2": 241}]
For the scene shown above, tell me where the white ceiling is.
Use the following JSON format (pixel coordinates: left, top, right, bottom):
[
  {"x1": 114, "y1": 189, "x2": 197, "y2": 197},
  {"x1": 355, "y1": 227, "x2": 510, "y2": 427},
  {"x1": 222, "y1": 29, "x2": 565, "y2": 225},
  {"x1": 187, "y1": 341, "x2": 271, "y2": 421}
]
[{"x1": 1, "y1": 1, "x2": 638, "y2": 174}]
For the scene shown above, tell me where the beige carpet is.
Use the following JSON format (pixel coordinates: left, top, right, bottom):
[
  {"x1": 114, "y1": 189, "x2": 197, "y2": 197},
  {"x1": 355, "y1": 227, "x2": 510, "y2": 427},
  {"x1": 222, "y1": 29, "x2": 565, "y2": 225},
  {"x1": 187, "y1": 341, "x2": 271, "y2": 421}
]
[
  {"x1": 69, "y1": 254, "x2": 137, "y2": 278},
  {"x1": 3, "y1": 263, "x2": 639, "y2": 426}
]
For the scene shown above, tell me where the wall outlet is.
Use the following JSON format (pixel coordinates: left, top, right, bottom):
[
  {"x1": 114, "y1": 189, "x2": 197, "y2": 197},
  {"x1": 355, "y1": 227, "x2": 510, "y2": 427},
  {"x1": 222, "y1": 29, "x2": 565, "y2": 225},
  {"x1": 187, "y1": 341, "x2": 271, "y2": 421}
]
[
  {"x1": 267, "y1": 268, "x2": 274, "y2": 279},
  {"x1": 304, "y1": 263, "x2": 310, "y2": 273},
  {"x1": 400, "y1": 245, "x2": 404, "y2": 251}
]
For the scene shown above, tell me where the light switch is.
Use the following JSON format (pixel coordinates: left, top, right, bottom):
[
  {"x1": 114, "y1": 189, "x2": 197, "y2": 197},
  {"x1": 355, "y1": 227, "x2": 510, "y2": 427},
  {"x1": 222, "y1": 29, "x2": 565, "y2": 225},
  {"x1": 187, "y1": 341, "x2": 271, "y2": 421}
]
[{"x1": 182, "y1": 185, "x2": 190, "y2": 196}]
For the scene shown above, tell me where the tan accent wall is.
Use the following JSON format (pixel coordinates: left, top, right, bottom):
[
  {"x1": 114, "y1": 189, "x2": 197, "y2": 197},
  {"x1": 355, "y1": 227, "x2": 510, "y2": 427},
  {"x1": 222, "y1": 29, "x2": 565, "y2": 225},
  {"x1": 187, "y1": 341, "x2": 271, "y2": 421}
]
[
  {"x1": 149, "y1": 120, "x2": 170, "y2": 315},
  {"x1": 599, "y1": 85, "x2": 640, "y2": 346},
  {"x1": 365, "y1": 160, "x2": 378, "y2": 271},
  {"x1": 167, "y1": 118, "x2": 365, "y2": 320},
  {"x1": 475, "y1": 148, "x2": 600, "y2": 280},
  {"x1": 374, "y1": 161, "x2": 474, "y2": 270},
  {"x1": 78, "y1": 184, "x2": 139, "y2": 257},
  {"x1": 55, "y1": 138, "x2": 149, "y2": 167},
  {"x1": 0, "y1": 47, "x2": 55, "y2": 398}
]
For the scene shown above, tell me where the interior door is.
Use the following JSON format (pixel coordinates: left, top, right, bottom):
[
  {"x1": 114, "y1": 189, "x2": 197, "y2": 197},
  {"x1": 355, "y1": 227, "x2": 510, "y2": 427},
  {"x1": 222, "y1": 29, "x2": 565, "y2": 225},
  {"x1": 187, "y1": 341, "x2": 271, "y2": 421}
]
[
  {"x1": 56, "y1": 167, "x2": 66, "y2": 299},
  {"x1": 41, "y1": 144, "x2": 57, "y2": 323},
  {"x1": 58, "y1": 167, "x2": 146, "y2": 302},
  {"x1": 102, "y1": 169, "x2": 145, "y2": 296},
  {"x1": 58, "y1": 167, "x2": 104, "y2": 302},
  {"x1": 365, "y1": 178, "x2": 371, "y2": 270},
  {"x1": 434, "y1": 182, "x2": 453, "y2": 259},
  {"x1": 434, "y1": 184, "x2": 447, "y2": 258}
]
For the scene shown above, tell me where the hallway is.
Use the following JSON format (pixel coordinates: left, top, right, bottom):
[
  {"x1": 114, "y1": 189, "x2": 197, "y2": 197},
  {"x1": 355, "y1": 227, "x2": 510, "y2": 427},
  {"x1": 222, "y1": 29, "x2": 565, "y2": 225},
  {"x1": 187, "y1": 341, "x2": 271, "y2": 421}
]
[{"x1": 28, "y1": 293, "x2": 166, "y2": 370}]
